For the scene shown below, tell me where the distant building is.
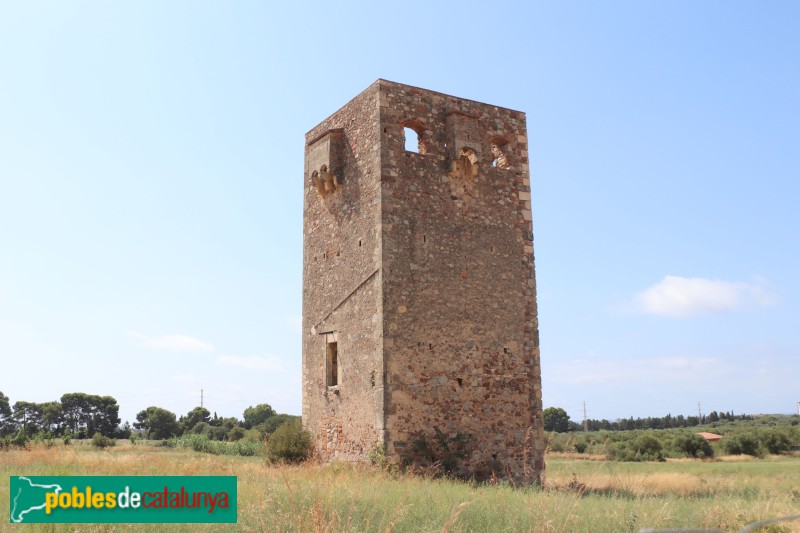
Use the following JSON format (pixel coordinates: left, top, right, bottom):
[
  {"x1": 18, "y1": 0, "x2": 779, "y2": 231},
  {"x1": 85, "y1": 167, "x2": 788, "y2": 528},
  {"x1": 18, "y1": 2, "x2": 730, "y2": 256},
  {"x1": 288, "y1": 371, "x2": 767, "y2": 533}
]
[{"x1": 697, "y1": 432, "x2": 722, "y2": 443}]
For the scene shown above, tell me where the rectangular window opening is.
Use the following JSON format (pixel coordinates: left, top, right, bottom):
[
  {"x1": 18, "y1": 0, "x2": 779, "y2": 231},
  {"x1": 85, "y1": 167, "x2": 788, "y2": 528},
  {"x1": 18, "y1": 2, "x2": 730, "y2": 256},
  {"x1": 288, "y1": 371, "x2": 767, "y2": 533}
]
[{"x1": 326, "y1": 341, "x2": 338, "y2": 387}]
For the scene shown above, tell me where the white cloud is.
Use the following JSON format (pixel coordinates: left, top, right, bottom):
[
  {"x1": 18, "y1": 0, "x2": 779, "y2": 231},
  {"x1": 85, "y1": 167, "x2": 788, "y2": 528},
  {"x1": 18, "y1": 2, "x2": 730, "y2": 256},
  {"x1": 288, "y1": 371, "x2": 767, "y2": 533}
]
[
  {"x1": 129, "y1": 331, "x2": 214, "y2": 353},
  {"x1": 633, "y1": 275, "x2": 775, "y2": 317},
  {"x1": 216, "y1": 355, "x2": 285, "y2": 372}
]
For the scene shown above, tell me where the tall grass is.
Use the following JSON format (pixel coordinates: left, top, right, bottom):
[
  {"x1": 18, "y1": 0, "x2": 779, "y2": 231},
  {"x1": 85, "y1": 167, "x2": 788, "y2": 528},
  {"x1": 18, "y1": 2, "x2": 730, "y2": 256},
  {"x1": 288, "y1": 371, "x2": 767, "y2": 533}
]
[
  {"x1": 162, "y1": 433, "x2": 262, "y2": 457},
  {"x1": 1, "y1": 443, "x2": 799, "y2": 531}
]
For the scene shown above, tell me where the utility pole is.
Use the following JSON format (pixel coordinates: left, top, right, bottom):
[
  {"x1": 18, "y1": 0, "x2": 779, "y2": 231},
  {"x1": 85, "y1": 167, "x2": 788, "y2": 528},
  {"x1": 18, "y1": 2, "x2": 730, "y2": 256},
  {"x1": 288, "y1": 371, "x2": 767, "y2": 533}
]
[
  {"x1": 582, "y1": 401, "x2": 589, "y2": 432},
  {"x1": 201, "y1": 389, "x2": 204, "y2": 408}
]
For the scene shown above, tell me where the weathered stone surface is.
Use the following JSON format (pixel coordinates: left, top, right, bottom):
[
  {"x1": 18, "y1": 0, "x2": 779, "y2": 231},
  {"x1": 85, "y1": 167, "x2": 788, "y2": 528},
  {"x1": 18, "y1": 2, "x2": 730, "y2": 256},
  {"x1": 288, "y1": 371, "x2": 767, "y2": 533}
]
[{"x1": 302, "y1": 80, "x2": 545, "y2": 483}]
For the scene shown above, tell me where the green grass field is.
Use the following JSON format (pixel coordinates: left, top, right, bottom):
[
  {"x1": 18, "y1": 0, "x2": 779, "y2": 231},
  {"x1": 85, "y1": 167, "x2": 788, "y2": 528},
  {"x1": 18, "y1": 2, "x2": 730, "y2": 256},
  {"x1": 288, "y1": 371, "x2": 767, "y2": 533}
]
[{"x1": 2, "y1": 443, "x2": 799, "y2": 532}]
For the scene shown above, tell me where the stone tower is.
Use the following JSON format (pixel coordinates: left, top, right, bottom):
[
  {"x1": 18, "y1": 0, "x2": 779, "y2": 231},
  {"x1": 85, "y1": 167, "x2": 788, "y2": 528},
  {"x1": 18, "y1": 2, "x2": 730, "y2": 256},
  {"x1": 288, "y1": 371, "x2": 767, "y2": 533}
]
[{"x1": 302, "y1": 80, "x2": 544, "y2": 482}]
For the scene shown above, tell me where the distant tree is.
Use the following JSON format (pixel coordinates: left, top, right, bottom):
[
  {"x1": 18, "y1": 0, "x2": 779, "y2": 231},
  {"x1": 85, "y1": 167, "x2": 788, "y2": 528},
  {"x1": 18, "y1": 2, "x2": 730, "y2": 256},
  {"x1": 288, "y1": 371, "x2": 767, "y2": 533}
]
[
  {"x1": 259, "y1": 414, "x2": 299, "y2": 436},
  {"x1": 190, "y1": 421, "x2": 211, "y2": 435},
  {"x1": 201, "y1": 416, "x2": 240, "y2": 439},
  {"x1": 61, "y1": 393, "x2": 90, "y2": 435},
  {"x1": 39, "y1": 401, "x2": 63, "y2": 434},
  {"x1": 673, "y1": 432, "x2": 714, "y2": 458},
  {"x1": 209, "y1": 426, "x2": 228, "y2": 441},
  {"x1": 759, "y1": 429, "x2": 792, "y2": 455},
  {"x1": 631, "y1": 434, "x2": 663, "y2": 460},
  {"x1": 92, "y1": 396, "x2": 122, "y2": 437},
  {"x1": 117, "y1": 421, "x2": 133, "y2": 439},
  {"x1": 13, "y1": 401, "x2": 42, "y2": 435},
  {"x1": 134, "y1": 407, "x2": 181, "y2": 440},
  {"x1": 60, "y1": 393, "x2": 120, "y2": 437},
  {"x1": 0, "y1": 391, "x2": 12, "y2": 435},
  {"x1": 182, "y1": 407, "x2": 211, "y2": 432},
  {"x1": 228, "y1": 426, "x2": 246, "y2": 441},
  {"x1": 243, "y1": 404, "x2": 276, "y2": 429},
  {"x1": 543, "y1": 407, "x2": 571, "y2": 433},
  {"x1": 722, "y1": 433, "x2": 762, "y2": 457}
]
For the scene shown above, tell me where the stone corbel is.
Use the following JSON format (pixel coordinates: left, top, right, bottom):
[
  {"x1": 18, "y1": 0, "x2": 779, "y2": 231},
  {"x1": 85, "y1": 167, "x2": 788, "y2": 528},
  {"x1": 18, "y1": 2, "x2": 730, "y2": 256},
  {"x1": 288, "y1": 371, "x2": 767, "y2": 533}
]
[{"x1": 312, "y1": 165, "x2": 340, "y2": 196}]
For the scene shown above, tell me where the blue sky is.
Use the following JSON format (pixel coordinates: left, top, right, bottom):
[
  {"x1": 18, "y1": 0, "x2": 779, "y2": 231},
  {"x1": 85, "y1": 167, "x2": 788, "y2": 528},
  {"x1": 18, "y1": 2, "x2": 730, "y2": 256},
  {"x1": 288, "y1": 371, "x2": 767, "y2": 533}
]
[{"x1": 1, "y1": 1, "x2": 797, "y2": 426}]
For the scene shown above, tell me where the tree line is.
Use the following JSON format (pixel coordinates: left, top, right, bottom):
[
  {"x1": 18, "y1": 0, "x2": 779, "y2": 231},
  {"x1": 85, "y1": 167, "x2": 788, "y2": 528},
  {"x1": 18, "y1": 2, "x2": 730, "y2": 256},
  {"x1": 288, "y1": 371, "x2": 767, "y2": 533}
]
[
  {"x1": 134, "y1": 403, "x2": 297, "y2": 441},
  {"x1": 0, "y1": 391, "x2": 121, "y2": 438},
  {"x1": 0, "y1": 390, "x2": 296, "y2": 442},
  {"x1": 544, "y1": 406, "x2": 754, "y2": 433}
]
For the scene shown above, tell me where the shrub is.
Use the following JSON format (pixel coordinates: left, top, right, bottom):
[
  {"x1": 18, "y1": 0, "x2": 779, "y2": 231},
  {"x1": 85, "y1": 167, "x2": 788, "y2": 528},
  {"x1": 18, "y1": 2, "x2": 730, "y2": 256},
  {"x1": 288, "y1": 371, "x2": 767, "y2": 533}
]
[
  {"x1": 632, "y1": 434, "x2": 664, "y2": 461},
  {"x1": 33, "y1": 431, "x2": 55, "y2": 448},
  {"x1": 609, "y1": 434, "x2": 664, "y2": 462},
  {"x1": 759, "y1": 429, "x2": 792, "y2": 455},
  {"x1": 574, "y1": 441, "x2": 588, "y2": 454},
  {"x1": 190, "y1": 422, "x2": 211, "y2": 435},
  {"x1": 209, "y1": 425, "x2": 228, "y2": 441},
  {"x1": 722, "y1": 433, "x2": 762, "y2": 457},
  {"x1": 183, "y1": 434, "x2": 220, "y2": 454},
  {"x1": 12, "y1": 431, "x2": 30, "y2": 449},
  {"x1": 673, "y1": 432, "x2": 714, "y2": 458},
  {"x1": 548, "y1": 432, "x2": 566, "y2": 452},
  {"x1": 368, "y1": 445, "x2": 388, "y2": 468},
  {"x1": 401, "y1": 428, "x2": 474, "y2": 477},
  {"x1": 228, "y1": 426, "x2": 246, "y2": 441},
  {"x1": 243, "y1": 429, "x2": 263, "y2": 443},
  {"x1": 92, "y1": 432, "x2": 116, "y2": 449},
  {"x1": 228, "y1": 439, "x2": 261, "y2": 457},
  {"x1": 266, "y1": 420, "x2": 312, "y2": 463},
  {"x1": 433, "y1": 428, "x2": 473, "y2": 474},
  {"x1": 162, "y1": 434, "x2": 263, "y2": 457},
  {"x1": 116, "y1": 423, "x2": 132, "y2": 439}
]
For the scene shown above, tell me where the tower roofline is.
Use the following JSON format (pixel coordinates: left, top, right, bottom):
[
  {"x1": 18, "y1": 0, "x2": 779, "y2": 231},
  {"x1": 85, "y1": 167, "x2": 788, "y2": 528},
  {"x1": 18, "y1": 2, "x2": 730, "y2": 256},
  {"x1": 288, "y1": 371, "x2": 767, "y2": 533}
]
[
  {"x1": 305, "y1": 79, "x2": 525, "y2": 137},
  {"x1": 376, "y1": 79, "x2": 526, "y2": 115}
]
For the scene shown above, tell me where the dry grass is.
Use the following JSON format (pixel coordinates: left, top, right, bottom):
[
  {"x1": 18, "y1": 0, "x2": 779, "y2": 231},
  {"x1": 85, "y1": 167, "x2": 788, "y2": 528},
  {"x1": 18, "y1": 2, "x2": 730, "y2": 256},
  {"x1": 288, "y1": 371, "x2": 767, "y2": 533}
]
[
  {"x1": 546, "y1": 451, "x2": 609, "y2": 461},
  {"x1": 1, "y1": 443, "x2": 799, "y2": 532}
]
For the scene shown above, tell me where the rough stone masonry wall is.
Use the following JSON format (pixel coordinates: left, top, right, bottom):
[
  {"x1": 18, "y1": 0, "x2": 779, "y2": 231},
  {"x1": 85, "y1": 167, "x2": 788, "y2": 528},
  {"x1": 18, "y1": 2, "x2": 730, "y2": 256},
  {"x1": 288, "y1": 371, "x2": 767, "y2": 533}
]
[
  {"x1": 377, "y1": 80, "x2": 544, "y2": 482},
  {"x1": 302, "y1": 83, "x2": 385, "y2": 460}
]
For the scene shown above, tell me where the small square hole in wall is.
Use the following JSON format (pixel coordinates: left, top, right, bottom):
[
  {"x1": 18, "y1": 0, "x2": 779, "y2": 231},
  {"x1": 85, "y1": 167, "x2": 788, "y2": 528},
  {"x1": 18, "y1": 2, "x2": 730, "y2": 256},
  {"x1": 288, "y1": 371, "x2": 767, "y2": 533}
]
[{"x1": 326, "y1": 342, "x2": 338, "y2": 387}]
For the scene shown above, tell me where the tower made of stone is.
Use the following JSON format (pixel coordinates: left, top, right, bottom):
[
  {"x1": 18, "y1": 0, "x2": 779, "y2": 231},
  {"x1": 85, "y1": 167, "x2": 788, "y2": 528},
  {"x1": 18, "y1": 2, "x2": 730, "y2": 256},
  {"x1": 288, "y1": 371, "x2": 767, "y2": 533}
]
[{"x1": 302, "y1": 80, "x2": 544, "y2": 482}]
